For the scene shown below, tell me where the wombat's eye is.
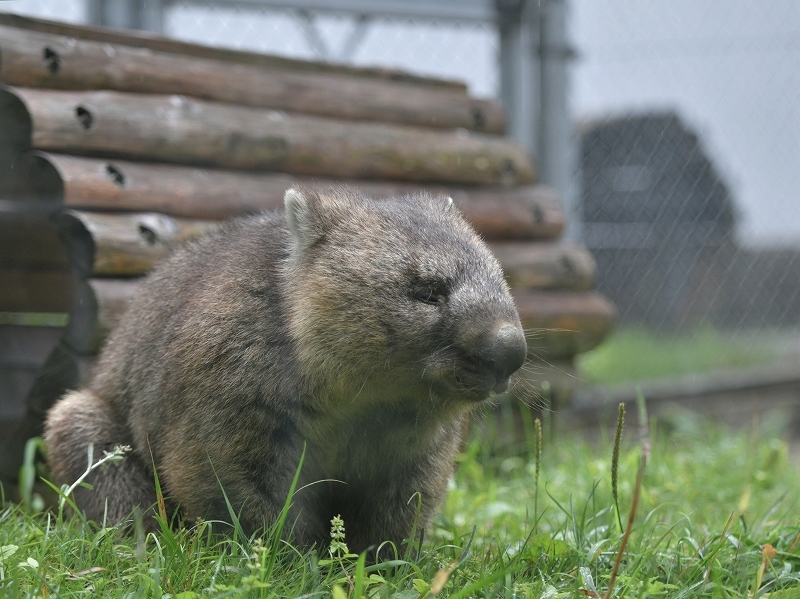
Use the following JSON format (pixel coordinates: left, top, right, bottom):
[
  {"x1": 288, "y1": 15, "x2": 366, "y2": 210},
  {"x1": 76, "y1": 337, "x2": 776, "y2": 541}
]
[{"x1": 413, "y1": 287, "x2": 443, "y2": 306}]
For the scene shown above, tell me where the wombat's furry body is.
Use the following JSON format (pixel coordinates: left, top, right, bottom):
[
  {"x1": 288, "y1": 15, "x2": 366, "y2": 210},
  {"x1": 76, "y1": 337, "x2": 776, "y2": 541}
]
[{"x1": 45, "y1": 188, "x2": 526, "y2": 552}]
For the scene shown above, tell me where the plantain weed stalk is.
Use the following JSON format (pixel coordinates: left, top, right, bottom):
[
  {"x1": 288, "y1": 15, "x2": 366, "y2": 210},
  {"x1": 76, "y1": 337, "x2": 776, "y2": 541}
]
[{"x1": 611, "y1": 402, "x2": 625, "y2": 533}]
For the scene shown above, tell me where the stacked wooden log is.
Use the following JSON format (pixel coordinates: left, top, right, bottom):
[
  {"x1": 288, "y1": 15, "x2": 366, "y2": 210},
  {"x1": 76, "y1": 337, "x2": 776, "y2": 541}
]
[{"x1": 0, "y1": 13, "x2": 615, "y2": 483}]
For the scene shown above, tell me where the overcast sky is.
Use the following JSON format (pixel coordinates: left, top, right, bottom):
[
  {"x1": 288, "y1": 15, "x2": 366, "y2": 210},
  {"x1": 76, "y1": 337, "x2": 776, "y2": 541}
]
[{"x1": 4, "y1": 0, "x2": 798, "y2": 246}]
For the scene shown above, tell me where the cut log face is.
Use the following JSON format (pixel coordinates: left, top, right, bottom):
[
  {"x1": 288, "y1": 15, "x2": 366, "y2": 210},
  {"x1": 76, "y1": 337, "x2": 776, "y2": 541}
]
[
  {"x1": 490, "y1": 241, "x2": 597, "y2": 291},
  {"x1": 0, "y1": 213, "x2": 69, "y2": 268},
  {"x1": 512, "y1": 290, "x2": 616, "y2": 359},
  {"x1": 0, "y1": 211, "x2": 76, "y2": 313},
  {"x1": 0, "y1": 84, "x2": 32, "y2": 159},
  {"x1": 0, "y1": 268, "x2": 75, "y2": 313},
  {"x1": 0, "y1": 324, "x2": 66, "y2": 420},
  {"x1": 0, "y1": 339, "x2": 80, "y2": 484},
  {"x1": 0, "y1": 151, "x2": 64, "y2": 204},
  {"x1": 62, "y1": 278, "x2": 139, "y2": 354},
  {"x1": 0, "y1": 25, "x2": 505, "y2": 133},
  {"x1": 7, "y1": 87, "x2": 535, "y2": 186},
  {"x1": 453, "y1": 185, "x2": 564, "y2": 240}
]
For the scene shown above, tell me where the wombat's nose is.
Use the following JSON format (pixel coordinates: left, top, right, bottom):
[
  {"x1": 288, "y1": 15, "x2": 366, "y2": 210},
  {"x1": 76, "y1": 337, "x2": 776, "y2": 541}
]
[{"x1": 488, "y1": 323, "x2": 527, "y2": 391}]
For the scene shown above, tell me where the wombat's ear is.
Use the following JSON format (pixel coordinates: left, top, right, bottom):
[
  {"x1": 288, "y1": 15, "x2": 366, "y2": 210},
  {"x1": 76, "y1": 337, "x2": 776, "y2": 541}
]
[
  {"x1": 432, "y1": 195, "x2": 456, "y2": 212},
  {"x1": 285, "y1": 188, "x2": 320, "y2": 244}
]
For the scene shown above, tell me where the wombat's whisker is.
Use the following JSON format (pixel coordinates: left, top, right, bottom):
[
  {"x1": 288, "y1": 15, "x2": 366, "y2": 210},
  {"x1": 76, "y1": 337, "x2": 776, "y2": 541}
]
[
  {"x1": 428, "y1": 343, "x2": 457, "y2": 360},
  {"x1": 349, "y1": 367, "x2": 375, "y2": 404}
]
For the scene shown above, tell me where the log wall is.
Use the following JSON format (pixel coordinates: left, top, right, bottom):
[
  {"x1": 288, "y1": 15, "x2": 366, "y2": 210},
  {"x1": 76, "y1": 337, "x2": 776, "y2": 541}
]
[{"x1": 0, "y1": 13, "x2": 616, "y2": 485}]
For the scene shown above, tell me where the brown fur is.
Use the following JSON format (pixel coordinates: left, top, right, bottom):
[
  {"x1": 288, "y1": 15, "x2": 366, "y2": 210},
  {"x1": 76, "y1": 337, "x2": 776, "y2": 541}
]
[{"x1": 44, "y1": 187, "x2": 526, "y2": 553}]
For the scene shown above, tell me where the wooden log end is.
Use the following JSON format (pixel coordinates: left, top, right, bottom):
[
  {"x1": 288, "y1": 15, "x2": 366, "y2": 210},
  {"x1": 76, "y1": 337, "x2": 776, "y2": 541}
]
[
  {"x1": 62, "y1": 277, "x2": 140, "y2": 355},
  {"x1": 512, "y1": 290, "x2": 617, "y2": 360},
  {"x1": 491, "y1": 241, "x2": 597, "y2": 291},
  {"x1": 0, "y1": 85, "x2": 33, "y2": 154},
  {"x1": 457, "y1": 185, "x2": 564, "y2": 241}
]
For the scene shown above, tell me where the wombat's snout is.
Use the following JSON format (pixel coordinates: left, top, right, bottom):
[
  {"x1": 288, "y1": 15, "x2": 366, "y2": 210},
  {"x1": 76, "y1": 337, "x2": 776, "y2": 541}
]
[
  {"x1": 460, "y1": 320, "x2": 527, "y2": 395},
  {"x1": 485, "y1": 323, "x2": 527, "y2": 392}
]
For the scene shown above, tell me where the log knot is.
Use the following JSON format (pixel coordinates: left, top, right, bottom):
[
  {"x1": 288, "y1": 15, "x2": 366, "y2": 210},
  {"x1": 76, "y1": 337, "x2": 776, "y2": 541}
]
[
  {"x1": 42, "y1": 47, "x2": 60, "y2": 74},
  {"x1": 136, "y1": 214, "x2": 178, "y2": 246},
  {"x1": 471, "y1": 106, "x2": 486, "y2": 131},
  {"x1": 500, "y1": 158, "x2": 517, "y2": 187},
  {"x1": 75, "y1": 105, "x2": 94, "y2": 131},
  {"x1": 105, "y1": 163, "x2": 126, "y2": 188}
]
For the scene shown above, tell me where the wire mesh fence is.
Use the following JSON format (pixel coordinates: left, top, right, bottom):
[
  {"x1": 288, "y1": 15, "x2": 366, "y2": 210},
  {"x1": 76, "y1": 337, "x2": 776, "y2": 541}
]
[
  {"x1": 581, "y1": 112, "x2": 800, "y2": 331},
  {"x1": 0, "y1": 0, "x2": 84, "y2": 23},
  {"x1": 575, "y1": 1, "x2": 800, "y2": 332},
  {"x1": 166, "y1": 6, "x2": 499, "y2": 98},
  {"x1": 3, "y1": 0, "x2": 799, "y2": 337}
]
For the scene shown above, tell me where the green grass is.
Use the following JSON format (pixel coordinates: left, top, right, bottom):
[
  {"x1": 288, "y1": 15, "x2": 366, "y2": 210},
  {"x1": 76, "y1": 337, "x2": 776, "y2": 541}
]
[
  {"x1": 577, "y1": 327, "x2": 790, "y2": 385},
  {"x1": 0, "y1": 312, "x2": 70, "y2": 327},
  {"x1": 2, "y1": 413, "x2": 800, "y2": 598}
]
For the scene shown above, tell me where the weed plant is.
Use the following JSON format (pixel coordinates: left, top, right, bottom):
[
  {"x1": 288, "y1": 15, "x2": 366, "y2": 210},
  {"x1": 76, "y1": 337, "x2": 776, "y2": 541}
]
[{"x1": 2, "y1": 407, "x2": 799, "y2": 598}]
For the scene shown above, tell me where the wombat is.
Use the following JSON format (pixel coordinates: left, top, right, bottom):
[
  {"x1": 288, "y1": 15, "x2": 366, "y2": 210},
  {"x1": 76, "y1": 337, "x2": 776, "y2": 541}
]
[{"x1": 45, "y1": 187, "x2": 527, "y2": 553}]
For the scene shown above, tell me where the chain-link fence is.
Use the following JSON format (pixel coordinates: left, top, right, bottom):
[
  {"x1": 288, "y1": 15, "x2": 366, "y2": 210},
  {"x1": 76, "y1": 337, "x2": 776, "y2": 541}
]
[
  {"x1": 582, "y1": 112, "x2": 800, "y2": 330},
  {"x1": 575, "y1": 2, "x2": 800, "y2": 333},
  {"x1": 4, "y1": 0, "x2": 799, "y2": 336},
  {"x1": 167, "y1": 6, "x2": 499, "y2": 99},
  {"x1": 1, "y1": 0, "x2": 84, "y2": 23}
]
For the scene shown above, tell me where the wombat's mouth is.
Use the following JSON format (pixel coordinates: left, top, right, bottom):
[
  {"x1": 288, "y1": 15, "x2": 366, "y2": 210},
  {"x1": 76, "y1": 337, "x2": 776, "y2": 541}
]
[
  {"x1": 459, "y1": 359, "x2": 513, "y2": 394},
  {"x1": 426, "y1": 358, "x2": 512, "y2": 401},
  {"x1": 425, "y1": 325, "x2": 526, "y2": 401}
]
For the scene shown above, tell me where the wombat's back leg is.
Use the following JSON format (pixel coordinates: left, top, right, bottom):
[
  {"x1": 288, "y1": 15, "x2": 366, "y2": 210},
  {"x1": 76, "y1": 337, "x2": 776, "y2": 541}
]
[{"x1": 44, "y1": 390, "x2": 157, "y2": 527}]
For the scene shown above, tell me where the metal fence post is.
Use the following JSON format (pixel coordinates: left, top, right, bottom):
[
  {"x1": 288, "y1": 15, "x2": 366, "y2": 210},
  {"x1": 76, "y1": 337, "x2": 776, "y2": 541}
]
[
  {"x1": 498, "y1": 0, "x2": 540, "y2": 161},
  {"x1": 499, "y1": 0, "x2": 576, "y2": 239},
  {"x1": 539, "y1": 0, "x2": 578, "y2": 239}
]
